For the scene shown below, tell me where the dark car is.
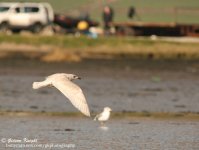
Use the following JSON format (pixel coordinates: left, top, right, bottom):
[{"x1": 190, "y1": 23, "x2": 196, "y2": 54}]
[{"x1": 53, "y1": 13, "x2": 99, "y2": 33}]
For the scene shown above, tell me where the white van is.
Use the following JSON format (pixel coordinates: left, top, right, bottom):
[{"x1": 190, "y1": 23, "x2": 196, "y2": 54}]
[{"x1": 0, "y1": 2, "x2": 54, "y2": 33}]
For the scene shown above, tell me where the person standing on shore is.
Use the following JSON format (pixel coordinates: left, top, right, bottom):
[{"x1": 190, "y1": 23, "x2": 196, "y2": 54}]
[{"x1": 102, "y1": 5, "x2": 114, "y2": 35}]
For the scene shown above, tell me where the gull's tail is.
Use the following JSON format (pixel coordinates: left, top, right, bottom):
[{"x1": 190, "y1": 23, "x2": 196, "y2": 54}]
[
  {"x1": 32, "y1": 80, "x2": 50, "y2": 89},
  {"x1": 93, "y1": 114, "x2": 100, "y2": 121}
]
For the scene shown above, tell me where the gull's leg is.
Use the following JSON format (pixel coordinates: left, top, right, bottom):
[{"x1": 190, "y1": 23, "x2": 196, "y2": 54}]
[{"x1": 100, "y1": 121, "x2": 105, "y2": 127}]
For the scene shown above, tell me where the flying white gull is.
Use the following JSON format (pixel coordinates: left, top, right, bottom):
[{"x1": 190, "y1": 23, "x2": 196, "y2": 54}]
[
  {"x1": 94, "y1": 107, "x2": 112, "y2": 126},
  {"x1": 32, "y1": 73, "x2": 90, "y2": 117}
]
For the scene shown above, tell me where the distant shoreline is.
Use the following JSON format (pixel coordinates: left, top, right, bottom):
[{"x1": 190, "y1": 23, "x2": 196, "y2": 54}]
[{"x1": 0, "y1": 35, "x2": 199, "y2": 61}]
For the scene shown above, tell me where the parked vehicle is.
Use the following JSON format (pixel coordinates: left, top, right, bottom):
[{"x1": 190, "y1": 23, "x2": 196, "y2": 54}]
[
  {"x1": 54, "y1": 13, "x2": 99, "y2": 33},
  {"x1": 0, "y1": 2, "x2": 54, "y2": 33}
]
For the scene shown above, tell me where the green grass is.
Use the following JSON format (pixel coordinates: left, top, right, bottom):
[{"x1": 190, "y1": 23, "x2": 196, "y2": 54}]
[
  {"x1": 0, "y1": 34, "x2": 196, "y2": 47},
  {"x1": 0, "y1": 34, "x2": 152, "y2": 47},
  {"x1": 1, "y1": 0, "x2": 199, "y2": 23},
  {"x1": 0, "y1": 34, "x2": 184, "y2": 49}
]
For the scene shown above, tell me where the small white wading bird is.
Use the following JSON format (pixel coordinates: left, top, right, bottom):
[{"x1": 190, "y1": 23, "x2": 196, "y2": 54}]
[
  {"x1": 32, "y1": 73, "x2": 90, "y2": 117},
  {"x1": 94, "y1": 107, "x2": 112, "y2": 126}
]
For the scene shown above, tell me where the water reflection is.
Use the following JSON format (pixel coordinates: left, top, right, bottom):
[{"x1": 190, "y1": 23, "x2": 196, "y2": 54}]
[{"x1": 99, "y1": 126, "x2": 109, "y2": 131}]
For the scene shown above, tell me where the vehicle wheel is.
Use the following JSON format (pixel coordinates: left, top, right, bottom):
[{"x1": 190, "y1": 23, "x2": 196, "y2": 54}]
[
  {"x1": 0, "y1": 22, "x2": 10, "y2": 33},
  {"x1": 31, "y1": 23, "x2": 43, "y2": 33},
  {"x1": 12, "y1": 29, "x2": 21, "y2": 34}
]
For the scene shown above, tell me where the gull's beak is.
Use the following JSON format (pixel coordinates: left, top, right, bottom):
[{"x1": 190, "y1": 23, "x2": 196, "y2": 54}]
[{"x1": 77, "y1": 77, "x2": 81, "y2": 80}]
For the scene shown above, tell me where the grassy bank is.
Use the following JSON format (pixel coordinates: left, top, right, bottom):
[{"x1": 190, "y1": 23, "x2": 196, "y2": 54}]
[{"x1": 0, "y1": 34, "x2": 199, "y2": 61}]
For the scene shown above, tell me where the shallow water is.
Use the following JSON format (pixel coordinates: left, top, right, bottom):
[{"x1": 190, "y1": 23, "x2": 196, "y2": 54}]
[
  {"x1": 0, "y1": 116, "x2": 198, "y2": 149},
  {"x1": 0, "y1": 59, "x2": 199, "y2": 149},
  {"x1": 0, "y1": 59, "x2": 199, "y2": 113}
]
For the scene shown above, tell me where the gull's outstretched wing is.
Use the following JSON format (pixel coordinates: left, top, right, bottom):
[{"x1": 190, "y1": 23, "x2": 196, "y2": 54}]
[{"x1": 52, "y1": 78, "x2": 90, "y2": 117}]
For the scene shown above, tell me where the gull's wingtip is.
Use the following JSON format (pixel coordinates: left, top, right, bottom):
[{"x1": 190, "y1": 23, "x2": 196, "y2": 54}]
[
  {"x1": 83, "y1": 110, "x2": 91, "y2": 117},
  {"x1": 86, "y1": 112, "x2": 91, "y2": 117}
]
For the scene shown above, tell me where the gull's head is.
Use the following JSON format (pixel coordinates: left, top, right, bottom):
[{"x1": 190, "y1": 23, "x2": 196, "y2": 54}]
[
  {"x1": 104, "y1": 107, "x2": 112, "y2": 112},
  {"x1": 65, "y1": 74, "x2": 81, "y2": 80}
]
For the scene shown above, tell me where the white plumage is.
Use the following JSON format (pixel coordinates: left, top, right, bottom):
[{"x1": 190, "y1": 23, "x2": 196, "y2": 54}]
[
  {"x1": 94, "y1": 107, "x2": 112, "y2": 126},
  {"x1": 32, "y1": 73, "x2": 90, "y2": 117}
]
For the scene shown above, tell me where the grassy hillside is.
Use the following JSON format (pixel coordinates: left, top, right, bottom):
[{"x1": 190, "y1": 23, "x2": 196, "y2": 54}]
[{"x1": 1, "y1": 0, "x2": 199, "y2": 24}]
